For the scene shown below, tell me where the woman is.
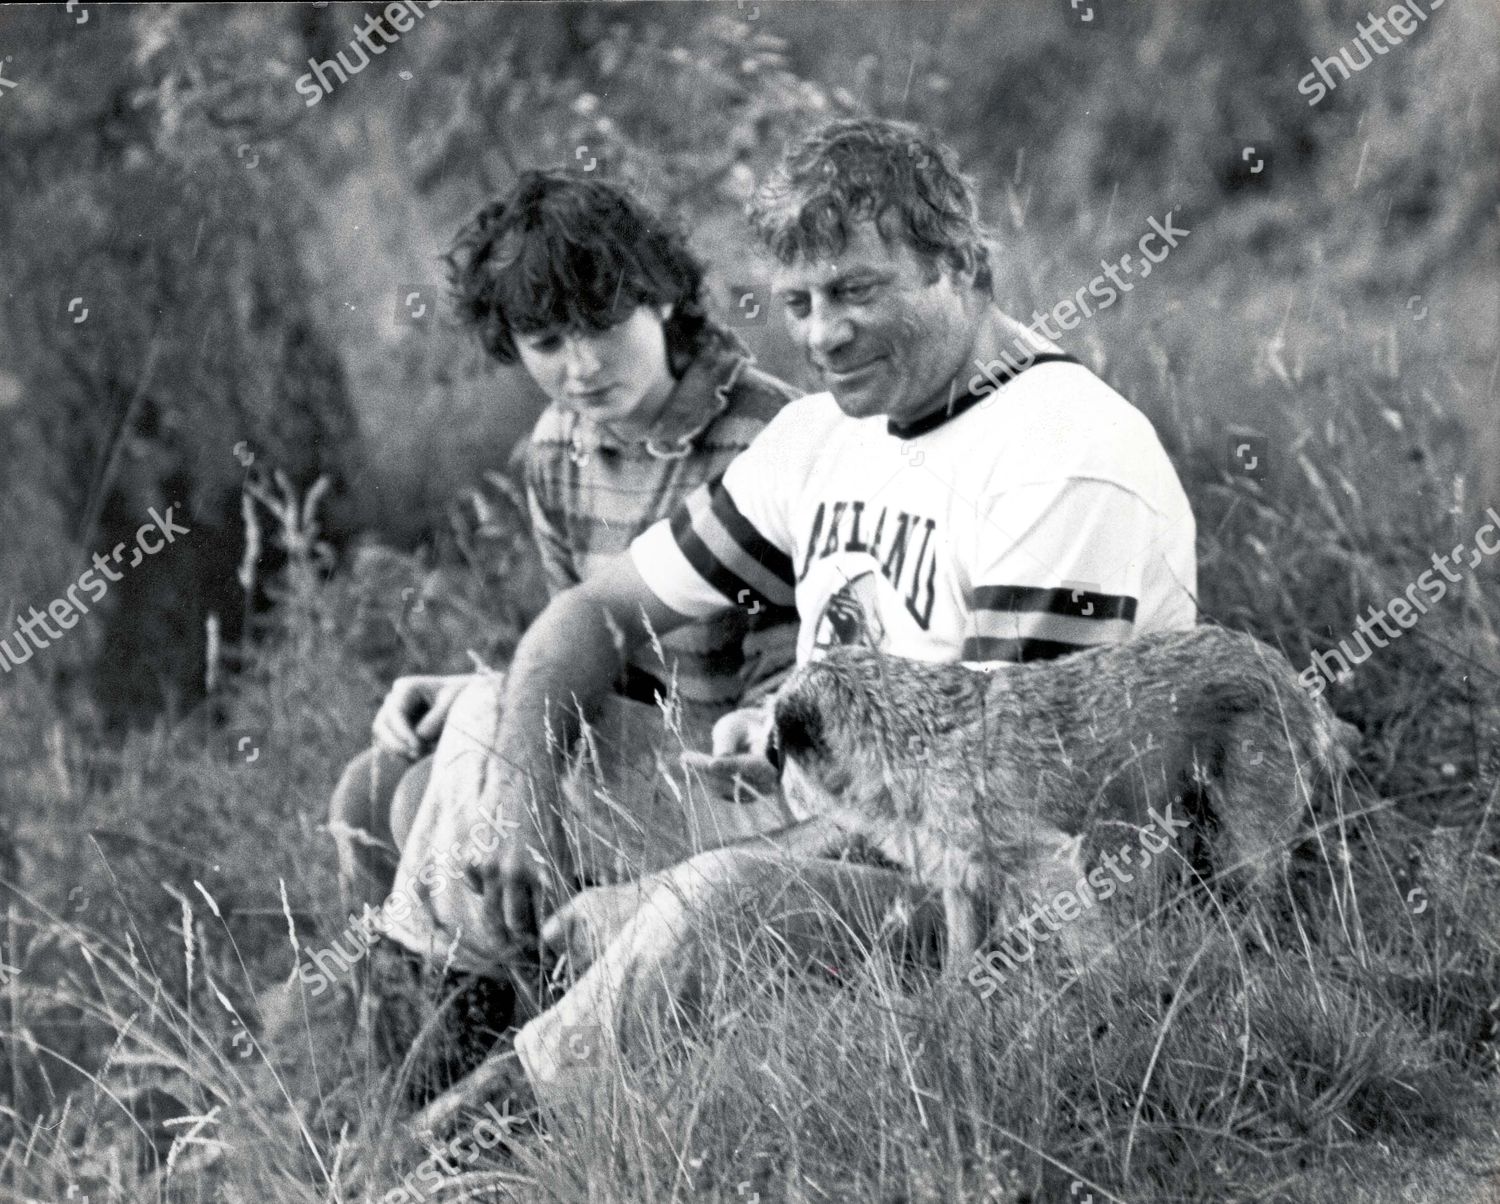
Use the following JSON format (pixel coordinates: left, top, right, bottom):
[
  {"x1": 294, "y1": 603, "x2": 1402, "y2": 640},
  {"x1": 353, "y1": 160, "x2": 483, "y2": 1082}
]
[
  {"x1": 463, "y1": 168, "x2": 798, "y2": 719},
  {"x1": 321, "y1": 170, "x2": 800, "y2": 1097}
]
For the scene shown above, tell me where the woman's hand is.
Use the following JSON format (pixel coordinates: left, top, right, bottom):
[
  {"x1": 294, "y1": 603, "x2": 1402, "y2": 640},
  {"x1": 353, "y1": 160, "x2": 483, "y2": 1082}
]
[{"x1": 372, "y1": 674, "x2": 474, "y2": 759}]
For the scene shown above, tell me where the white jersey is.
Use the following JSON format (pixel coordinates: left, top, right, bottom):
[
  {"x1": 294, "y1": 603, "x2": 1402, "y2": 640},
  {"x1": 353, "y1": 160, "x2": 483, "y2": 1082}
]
[{"x1": 631, "y1": 355, "x2": 1197, "y2": 666}]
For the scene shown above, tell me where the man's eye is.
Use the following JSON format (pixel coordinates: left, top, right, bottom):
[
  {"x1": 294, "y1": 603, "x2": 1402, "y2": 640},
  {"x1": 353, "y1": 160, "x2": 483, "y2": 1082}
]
[
  {"x1": 524, "y1": 335, "x2": 562, "y2": 353},
  {"x1": 784, "y1": 297, "x2": 810, "y2": 319},
  {"x1": 838, "y1": 282, "x2": 877, "y2": 303}
]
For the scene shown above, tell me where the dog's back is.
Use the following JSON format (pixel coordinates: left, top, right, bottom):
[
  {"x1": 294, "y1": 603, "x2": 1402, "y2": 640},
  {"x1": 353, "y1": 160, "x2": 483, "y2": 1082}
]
[{"x1": 774, "y1": 628, "x2": 1357, "y2": 901}]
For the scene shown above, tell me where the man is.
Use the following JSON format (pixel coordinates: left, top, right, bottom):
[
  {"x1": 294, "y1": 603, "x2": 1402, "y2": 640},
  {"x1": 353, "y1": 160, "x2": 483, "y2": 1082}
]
[{"x1": 409, "y1": 117, "x2": 1198, "y2": 1109}]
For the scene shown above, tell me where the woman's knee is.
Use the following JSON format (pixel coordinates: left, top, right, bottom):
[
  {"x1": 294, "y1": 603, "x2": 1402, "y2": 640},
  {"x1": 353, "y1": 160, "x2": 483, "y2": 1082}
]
[
  {"x1": 613, "y1": 851, "x2": 765, "y2": 955},
  {"x1": 389, "y1": 756, "x2": 433, "y2": 849},
  {"x1": 329, "y1": 745, "x2": 411, "y2": 835}
]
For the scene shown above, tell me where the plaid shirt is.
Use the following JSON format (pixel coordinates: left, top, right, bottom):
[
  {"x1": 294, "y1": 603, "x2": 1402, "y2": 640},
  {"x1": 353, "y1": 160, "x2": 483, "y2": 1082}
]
[{"x1": 524, "y1": 328, "x2": 800, "y2": 714}]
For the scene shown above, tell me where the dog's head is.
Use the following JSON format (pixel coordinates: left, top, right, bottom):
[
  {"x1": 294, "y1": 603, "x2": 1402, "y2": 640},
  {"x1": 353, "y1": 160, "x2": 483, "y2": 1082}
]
[
  {"x1": 770, "y1": 647, "x2": 990, "y2": 822},
  {"x1": 770, "y1": 647, "x2": 906, "y2": 822}
]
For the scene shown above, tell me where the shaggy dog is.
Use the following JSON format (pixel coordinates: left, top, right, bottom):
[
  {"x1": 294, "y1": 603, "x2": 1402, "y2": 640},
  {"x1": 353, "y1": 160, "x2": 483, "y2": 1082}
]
[{"x1": 764, "y1": 627, "x2": 1359, "y2": 972}]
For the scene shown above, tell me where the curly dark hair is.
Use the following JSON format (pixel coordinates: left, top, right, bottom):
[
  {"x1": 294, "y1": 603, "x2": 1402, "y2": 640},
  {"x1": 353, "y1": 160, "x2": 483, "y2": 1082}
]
[
  {"x1": 748, "y1": 118, "x2": 992, "y2": 295},
  {"x1": 446, "y1": 170, "x2": 714, "y2": 375}
]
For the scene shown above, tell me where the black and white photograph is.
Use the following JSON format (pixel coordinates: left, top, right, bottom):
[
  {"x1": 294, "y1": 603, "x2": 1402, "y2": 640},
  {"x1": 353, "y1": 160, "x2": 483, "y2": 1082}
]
[{"x1": 1, "y1": 1, "x2": 1497, "y2": 1200}]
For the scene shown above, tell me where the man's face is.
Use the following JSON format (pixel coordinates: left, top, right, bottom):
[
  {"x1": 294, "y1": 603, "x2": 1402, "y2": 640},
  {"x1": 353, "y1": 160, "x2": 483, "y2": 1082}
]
[{"x1": 772, "y1": 222, "x2": 981, "y2": 422}]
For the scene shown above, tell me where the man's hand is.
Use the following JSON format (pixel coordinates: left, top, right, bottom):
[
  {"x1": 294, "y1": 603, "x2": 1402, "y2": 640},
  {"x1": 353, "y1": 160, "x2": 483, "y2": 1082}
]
[
  {"x1": 485, "y1": 801, "x2": 573, "y2": 950},
  {"x1": 710, "y1": 702, "x2": 776, "y2": 757},
  {"x1": 372, "y1": 674, "x2": 474, "y2": 759},
  {"x1": 682, "y1": 702, "x2": 780, "y2": 802}
]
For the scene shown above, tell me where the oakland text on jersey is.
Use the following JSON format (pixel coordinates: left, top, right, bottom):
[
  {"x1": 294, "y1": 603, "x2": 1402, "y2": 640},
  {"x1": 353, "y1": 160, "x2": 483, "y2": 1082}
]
[{"x1": 796, "y1": 500, "x2": 939, "y2": 630}]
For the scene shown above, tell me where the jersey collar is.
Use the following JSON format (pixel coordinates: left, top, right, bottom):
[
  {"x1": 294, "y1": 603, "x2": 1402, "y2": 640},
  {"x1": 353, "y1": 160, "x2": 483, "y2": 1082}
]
[{"x1": 885, "y1": 351, "x2": 1080, "y2": 440}]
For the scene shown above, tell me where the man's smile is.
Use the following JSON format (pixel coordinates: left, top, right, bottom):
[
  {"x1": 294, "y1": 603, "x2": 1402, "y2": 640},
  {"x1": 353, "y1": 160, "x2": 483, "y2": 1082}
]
[{"x1": 824, "y1": 355, "x2": 887, "y2": 383}]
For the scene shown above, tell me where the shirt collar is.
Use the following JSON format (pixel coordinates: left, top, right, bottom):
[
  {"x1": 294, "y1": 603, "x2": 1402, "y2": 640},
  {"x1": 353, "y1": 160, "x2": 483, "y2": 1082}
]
[
  {"x1": 566, "y1": 332, "x2": 748, "y2": 462},
  {"x1": 885, "y1": 350, "x2": 1079, "y2": 440}
]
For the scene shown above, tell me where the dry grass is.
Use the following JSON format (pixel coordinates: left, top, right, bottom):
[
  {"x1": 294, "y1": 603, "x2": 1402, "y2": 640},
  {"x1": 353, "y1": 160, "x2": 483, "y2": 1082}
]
[
  {"x1": 4, "y1": 17, "x2": 1499, "y2": 1189},
  {"x1": 2, "y1": 336, "x2": 1498, "y2": 1204}
]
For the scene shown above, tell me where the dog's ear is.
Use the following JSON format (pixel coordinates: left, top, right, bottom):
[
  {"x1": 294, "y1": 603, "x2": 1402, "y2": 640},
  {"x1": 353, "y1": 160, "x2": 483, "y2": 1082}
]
[{"x1": 773, "y1": 688, "x2": 825, "y2": 762}]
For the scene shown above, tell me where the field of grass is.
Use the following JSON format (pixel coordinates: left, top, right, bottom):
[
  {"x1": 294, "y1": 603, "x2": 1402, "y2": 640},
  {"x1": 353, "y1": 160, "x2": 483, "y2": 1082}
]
[
  {"x1": 2, "y1": 2, "x2": 1498, "y2": 1201},
  {"x1": 6, "y1": 270, "x2": 1499, "y2": 1202}
]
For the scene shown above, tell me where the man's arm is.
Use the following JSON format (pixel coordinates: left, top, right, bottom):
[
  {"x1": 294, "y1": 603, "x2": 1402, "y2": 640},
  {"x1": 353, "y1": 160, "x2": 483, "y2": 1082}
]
[
  {"x1": 482, "y1": 552, "x2": 700, "y2": 943},
  {"x1": 490, "y1": 408, "x2": 804, "y2": 940},
  {"x1": 961, "y1": 478, "x2": 1163, "y2": 664}
]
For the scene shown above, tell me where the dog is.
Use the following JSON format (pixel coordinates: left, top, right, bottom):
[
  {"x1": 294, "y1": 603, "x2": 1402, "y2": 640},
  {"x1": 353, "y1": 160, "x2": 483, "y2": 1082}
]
[
  {"x1": 409, "y1": 628, "x2": 1355, "y2": 1133},
  {"x1": 756, "y1": 627, "x2": 1358, "y2": 974}
]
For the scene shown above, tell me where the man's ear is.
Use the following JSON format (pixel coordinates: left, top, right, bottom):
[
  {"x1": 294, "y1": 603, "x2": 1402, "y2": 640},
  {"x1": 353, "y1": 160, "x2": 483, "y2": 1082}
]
[
  {"x1": 926, "y1": 239, "x2": 988, "y2": 299},
  {"x1": 657, "y1": 302, "x2": 674, "y2": 323}
]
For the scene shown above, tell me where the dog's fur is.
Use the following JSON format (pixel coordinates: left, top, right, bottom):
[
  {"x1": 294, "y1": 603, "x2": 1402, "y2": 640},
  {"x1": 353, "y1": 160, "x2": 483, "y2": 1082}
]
[{"x1": 768, "y1": 627, "x2": 1359, "y2": 969}]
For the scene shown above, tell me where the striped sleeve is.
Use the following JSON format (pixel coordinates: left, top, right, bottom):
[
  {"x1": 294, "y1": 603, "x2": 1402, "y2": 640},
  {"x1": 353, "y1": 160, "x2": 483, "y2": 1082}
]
[
  {"x1": 962, "y1": 479, "x2": 1154, "y2": 664},
  {"x1": 631, "y1": 473, "x2": 797, "y2": 620}
]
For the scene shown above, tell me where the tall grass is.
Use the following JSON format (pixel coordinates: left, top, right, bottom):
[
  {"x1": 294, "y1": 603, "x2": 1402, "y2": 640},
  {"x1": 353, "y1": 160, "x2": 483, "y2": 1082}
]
[
  {"x1": 3, "y1": 332, "x2": 1498, "y2": 1203},
  {"x1": 4, "y1": 28, "x2": 1498, "y2": 1194}
]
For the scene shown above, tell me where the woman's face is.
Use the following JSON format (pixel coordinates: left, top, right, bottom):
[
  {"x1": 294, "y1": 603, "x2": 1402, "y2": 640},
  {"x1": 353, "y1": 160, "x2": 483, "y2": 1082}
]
[{"x1": 515, "y1": 303, "x2": 675, "y2": 435}]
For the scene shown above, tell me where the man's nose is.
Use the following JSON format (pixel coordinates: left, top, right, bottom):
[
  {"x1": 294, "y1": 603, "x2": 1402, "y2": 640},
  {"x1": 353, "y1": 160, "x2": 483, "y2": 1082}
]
[{"x1": 804, "y1": 301, "x2": 854, "y2": 360}]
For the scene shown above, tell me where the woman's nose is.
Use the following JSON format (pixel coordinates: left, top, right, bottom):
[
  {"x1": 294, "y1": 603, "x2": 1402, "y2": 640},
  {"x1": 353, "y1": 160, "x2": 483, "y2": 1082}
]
[{"x1": 564, "y1": 335, "x2": 603, "y2": 380}]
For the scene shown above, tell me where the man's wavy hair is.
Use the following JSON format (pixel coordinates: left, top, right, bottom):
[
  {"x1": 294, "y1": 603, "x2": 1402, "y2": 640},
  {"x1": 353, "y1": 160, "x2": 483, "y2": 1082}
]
[
  {"x1": 748, "y1": 118, "x2": 993, "y2": 296},
  {"x1": 447, "y1": 170, "x2": 714, "y2": 376}
]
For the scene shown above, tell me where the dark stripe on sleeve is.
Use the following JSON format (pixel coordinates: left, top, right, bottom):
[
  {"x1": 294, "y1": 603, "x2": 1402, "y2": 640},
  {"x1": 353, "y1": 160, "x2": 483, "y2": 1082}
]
[
  {"x1": 973, "y1": 584, "x2": 1138, "y2": 623},
  {"x1": 750, "y1": 604, "x2": 800, "y2": 628},
  {"x1": 706, "y1": 478, "x2": 797, "y2": 587},
  {"x1": 669, "y1": 504, "x2": 750, "y2": 605},
  {"x1": 666, "y1": 477, "x2": 796, "y2": 608},
  {"x1": 960, "y1": 636, "x2": 1092, "y2": 663}
]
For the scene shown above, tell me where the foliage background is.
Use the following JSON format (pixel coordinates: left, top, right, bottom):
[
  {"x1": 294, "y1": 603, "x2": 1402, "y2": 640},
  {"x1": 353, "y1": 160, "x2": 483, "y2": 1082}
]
[
  {"x1": 0, "y1": 2, "x2": 1497, "y2": 1201},
  {"x1": 1, "y1": 0, "x2": 1494, "y2": 726}
]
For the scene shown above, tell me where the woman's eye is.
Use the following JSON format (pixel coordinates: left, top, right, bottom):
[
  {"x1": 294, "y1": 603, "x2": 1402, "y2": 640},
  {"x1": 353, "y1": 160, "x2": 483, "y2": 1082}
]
[
  {"x1": 525, "y1": 335, "x2": 562, "y2": 353},
  {"x1": 839, "y1": 283, "x2": 876, "y2": 303},
  {"x1": 784, "y1": 298, "x2": 810, "y2": 319}
]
